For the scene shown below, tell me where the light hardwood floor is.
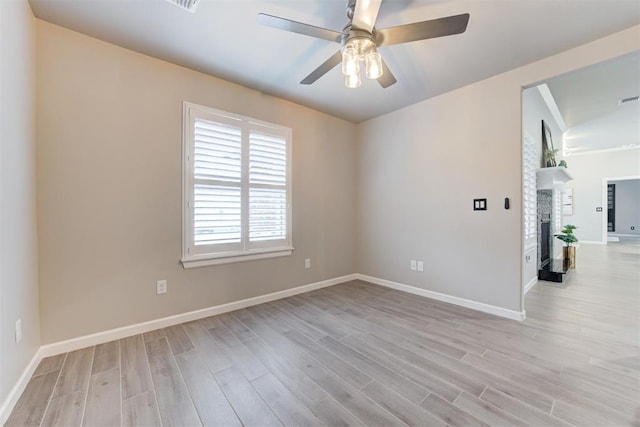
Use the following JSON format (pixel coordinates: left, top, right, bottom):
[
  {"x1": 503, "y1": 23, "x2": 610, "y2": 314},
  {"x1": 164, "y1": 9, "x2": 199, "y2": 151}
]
[{"x1": 6, "y1": 243, "x2": 639, "y2": 426}]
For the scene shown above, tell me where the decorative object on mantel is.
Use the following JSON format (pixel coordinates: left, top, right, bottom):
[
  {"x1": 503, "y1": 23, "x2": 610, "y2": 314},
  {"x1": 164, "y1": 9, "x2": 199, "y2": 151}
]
[
  {"x1": 541, "y1": 120, "x2": 557, "y2": 167},
  {"x1": 555, "y1": 224, "x2": 578, "y2": 269},
  {"x1": 558, "y1": 160, "x2": 567, "y2": 168}
]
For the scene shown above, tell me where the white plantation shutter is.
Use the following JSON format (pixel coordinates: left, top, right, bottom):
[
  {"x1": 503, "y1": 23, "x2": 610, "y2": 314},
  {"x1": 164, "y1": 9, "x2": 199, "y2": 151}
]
[
  {"x1": 523, "y1": 135, "x2": 537, "y2": 241},
  {"x1": 193, "y1": 185, "x2": 241, "y2": 245},
  {"x1": 249, "y1": 131, "x2": 287, "y2": 185},
  {"x1": 249, "y1": 188, "x2": 287, "y2": 241},
  {"x1": 249, "y1": 130, "x2": 287, "y2": 242},
  {"x1": 194, "y1": 120, "x2": 241, "y2": 182},
  {"x1": 182, "y1": 103, "x2": 292, "y2": 267}
]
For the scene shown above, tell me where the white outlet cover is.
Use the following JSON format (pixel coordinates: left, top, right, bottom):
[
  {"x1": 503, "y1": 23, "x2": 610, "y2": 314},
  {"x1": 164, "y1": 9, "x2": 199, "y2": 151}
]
[
  {"x1": 410, "y1": 260, "x2": 417, "y2": 271},
  {"x1": 305, "y1": 258, "x2": 311, "y2": 269},
  {"x1": 417, "y1": 261, "x2": 424, "y2": 272},
  {"x1": 15, "y1": 318, "x2": 22, "y2": 343},
  {"x1": 157, "y1": 280, "x2": 167, "y2": 294}
]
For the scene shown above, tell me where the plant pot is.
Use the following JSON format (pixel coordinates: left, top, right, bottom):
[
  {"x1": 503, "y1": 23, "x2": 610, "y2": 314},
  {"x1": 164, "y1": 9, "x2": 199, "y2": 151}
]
[{"x1": 563, "y1": 246, "x2": 576, "y2": 269}]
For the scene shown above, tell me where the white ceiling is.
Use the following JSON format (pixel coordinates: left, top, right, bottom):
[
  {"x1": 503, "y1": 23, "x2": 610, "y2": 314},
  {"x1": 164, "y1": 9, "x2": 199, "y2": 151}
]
[
  {"x1": 545, "y1": 52, "x2": 640, "y2": 155},
  {"x1": 29, "y1": 0, "x2": 640, "y2": 123}
]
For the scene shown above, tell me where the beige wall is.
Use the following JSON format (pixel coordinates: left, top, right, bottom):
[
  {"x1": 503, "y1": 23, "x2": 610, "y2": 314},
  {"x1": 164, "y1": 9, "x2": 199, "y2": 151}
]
[
  {"x1": 356, "y1": 26, "x2": 640, "y2": 313},
  {"x1": 36, "y1": 21, "x2": 357, "y2": 344},
  {"x1": 0, "y1": 0, "x2": 40, "y2": 412}
]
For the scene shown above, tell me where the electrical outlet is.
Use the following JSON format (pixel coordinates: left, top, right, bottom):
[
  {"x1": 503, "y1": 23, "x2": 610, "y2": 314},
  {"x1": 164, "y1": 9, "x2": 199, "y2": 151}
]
[
  {"x1": 305, "y1": 258, "x2": 311, "y2": 269},
  {"x1": 417, "y1": 261, "x2": 424, "y2": 272},
  {"x1": 156, "y1": 280, "x2": 167, "y2": 295},
  {"x1": 410, "y1": 260, "x2": 417, "y2": 271},
  {"x1": 15, "y1": 318, "x2": 22, "y2": 344}
]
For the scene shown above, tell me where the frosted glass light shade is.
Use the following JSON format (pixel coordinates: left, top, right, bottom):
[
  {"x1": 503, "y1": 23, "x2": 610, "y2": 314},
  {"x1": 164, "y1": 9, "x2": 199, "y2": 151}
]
[
  {"x1": 342, "y1": 47, "x2": 359, "y2": 76},
  {"x1": 345, "y1": 73, "x2": 361, "y2": 88},
  {"x1": 365, "y1": 51, "x2": 383, "y2": 79}
]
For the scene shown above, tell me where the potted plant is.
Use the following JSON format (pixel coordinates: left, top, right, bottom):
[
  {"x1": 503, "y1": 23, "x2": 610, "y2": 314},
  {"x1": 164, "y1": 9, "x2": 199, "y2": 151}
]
[
  {"x1": 545, "y1": 148, "x2": 559, "y2": 167},
  {"x1": 555, "y1": 224, "x2": 578, "y2": 268}
]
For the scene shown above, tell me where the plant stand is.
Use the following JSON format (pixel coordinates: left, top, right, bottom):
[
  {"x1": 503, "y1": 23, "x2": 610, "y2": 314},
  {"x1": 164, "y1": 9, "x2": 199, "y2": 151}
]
[{"x1": 563, "y1": 246, "x2": 576, "y2": 269}]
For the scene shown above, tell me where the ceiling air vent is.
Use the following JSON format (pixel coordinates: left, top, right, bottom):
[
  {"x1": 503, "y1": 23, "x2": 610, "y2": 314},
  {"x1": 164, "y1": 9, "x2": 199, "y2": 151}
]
[
  {"x1": 618, "y1": 95, "x2": 639, "y2": 106},
  {"x1": 165, "y1": 0, "x2": 200, "y2": 13}
]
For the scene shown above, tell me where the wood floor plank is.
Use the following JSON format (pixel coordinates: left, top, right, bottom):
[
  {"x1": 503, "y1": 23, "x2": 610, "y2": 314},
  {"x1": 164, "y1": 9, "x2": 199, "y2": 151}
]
[
  {"x1": 341, "y1": 333, "x2": 463, "y2": 403},
  {"x1": 174, "y1": 350, "x2": 242, "y2": 427},
  {"x1": 254, "y1": 300, "x2": 328, "y2": 341},
  {"x1": 91, "y1": 340, "x2": 119, "y2": 374},
  {"x1": 5, "y1": 370, "x2": 60, "y2": 427},
  {"x1": 214, "y1": 367, "x2": 282, "y2": 427},
  {"x1": 163, "y1": 324, "x2": 194, "y2": 355},
  {"x1": 82, "y1": 367, "x2": 121, "y2": 427},
  {"x1": 251, "y1": 373, "x2": 321, "y2": 426},
  {"x1": 122, "y1": 390, "x2": 161, "y2": 427},
  {"x1": 361, "y1": 332, "x2": 487, "y2": 398},
  {"x1": 182, "y1": 319, "x2": 232, "y2": 374},
  {"x1": 453, "y1": 391, "x2": 529, "y2": 427},
  {"x1": 143, "y1": 328, "x2": 166, "y2": 342},
  {"x1": 41, "y1": 390, "x2": 86, "y2": 427},
  {"x1": 40, "y1": 347, "x2": 94, "y2": 426},
  {"x1": 217, "y1": 311, "x2": 257, "y2": 342},
  {"x1": 207, "y1": 317, "x2": 269, "y2": 381},
  {"x1": 242, "y1": 337, "x2": 328, "y2": 407},
  {"x1": 32, "y1": 354, "x2": 66, "y2": 377},
  {"x1": 360, "y1": 380, "x2": 446, "y2": 426},
  {"x1": 120, "y1": 335, "x2": 153, "y2": 399},
  {"x1": 309, "y1": 396, "x2": 367, "y2": 427},
  {"x1": 282, "y1": 329, "x2": 372, "y2": 390},
  {"x1": 312, "y1": 373, "x2": 406, "y2": 427},
  {"x1": 51, "y1": 347, "x2": 94, "y2": 399},
  {"x1": 230, "y1": 310, "x2": 337, "y2": 384},
  {"x1": 479, "y1": 387, "x2": 572, "y2": 427},
  {"x1": 145, "y1": 337, "x2": 201, "y2": 426},
  {"x1": 419, "y1": 393, "x2": 488, "y2": 427},
  {"x1": 462, "y1": 349, "x2": 639, "y2": 420}
]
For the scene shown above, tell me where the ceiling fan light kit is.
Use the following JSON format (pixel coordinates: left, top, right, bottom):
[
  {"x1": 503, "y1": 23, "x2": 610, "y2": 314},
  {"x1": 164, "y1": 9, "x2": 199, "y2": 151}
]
[
  {"x1": 258, "y1": 0, "x2": 469, "y2": 89},
  {"x1": 341, "y1": 35, "x2": 383, "y2": 87}
]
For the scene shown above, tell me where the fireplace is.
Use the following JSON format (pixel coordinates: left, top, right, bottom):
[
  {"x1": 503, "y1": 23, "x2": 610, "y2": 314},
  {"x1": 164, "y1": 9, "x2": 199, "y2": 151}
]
[
  {"x1": 537, "y1": 189, "x2": 553, "y2": 270},
  {"x1": 535, "y1": 168, "x2": 573, "y2": 283}
]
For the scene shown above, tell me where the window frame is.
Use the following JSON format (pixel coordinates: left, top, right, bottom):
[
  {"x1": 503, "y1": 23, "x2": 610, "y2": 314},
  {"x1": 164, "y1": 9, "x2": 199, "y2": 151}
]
[{"x1": 181, "y1": 102, "x2": 293, "y2": 269}]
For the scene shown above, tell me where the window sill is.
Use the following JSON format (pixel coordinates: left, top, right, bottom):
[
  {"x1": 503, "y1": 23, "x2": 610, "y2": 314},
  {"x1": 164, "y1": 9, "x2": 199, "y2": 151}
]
[{"x1": 181, "y1": 247, "x2": 293, "y2": 269}]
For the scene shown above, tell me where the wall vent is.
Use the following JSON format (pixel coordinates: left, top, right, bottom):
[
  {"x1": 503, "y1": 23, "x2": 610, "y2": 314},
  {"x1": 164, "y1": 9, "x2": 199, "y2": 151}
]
[
  {"x1": 165, "y1": 0, "x2": 200, "y2": 13},
  {"x1": 618, "y1": 95, "x2": 639, "y2": 106}
]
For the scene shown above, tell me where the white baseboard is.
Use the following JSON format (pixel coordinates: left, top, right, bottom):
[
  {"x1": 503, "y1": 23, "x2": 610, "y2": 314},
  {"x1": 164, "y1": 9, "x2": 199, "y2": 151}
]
[
  {"x1": 524, "y1": 277, "x2": 538, "y2": 295},
  {"x1": 0, "y1": 351, "x2": 41, "y2": 425},
  {"x1": 356, "y1": 274, "x2": 526, "y2": 321},
  {"x1": 40, "y1": 273, "x2": 357, "y2": 358},
  {"x1": 1, "y1": 273, "x2": 357, "y2": 424},
  {"x1": 580, "y1": 240, "x2": 607, "y2": 245}
]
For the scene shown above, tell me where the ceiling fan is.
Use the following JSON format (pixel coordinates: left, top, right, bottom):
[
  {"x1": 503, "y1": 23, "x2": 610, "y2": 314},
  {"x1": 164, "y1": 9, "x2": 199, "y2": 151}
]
[{"x1": 258, "y1": 0, "x2": 470, "y2": 89}]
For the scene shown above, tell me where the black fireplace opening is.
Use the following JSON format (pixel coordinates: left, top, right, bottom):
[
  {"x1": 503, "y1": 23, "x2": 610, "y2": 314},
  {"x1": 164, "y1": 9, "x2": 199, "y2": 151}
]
[{"x1": 540, "y1": 219, "x2": 550, "y2": 269}]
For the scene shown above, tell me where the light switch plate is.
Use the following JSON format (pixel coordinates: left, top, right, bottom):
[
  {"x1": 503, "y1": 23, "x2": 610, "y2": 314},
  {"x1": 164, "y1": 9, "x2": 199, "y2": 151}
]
[{"x1": 473, "y1": 198, "x2": 487, "y2": 211}]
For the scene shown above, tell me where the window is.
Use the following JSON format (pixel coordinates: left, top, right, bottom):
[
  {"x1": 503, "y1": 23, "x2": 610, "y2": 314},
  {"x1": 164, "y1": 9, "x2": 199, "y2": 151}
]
[{"x1": 182, "y1": 103, "x2": 292, "y2": 268}]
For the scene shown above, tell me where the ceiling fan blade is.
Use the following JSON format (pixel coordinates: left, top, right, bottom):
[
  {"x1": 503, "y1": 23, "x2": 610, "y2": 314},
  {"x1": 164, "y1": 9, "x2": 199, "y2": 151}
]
[
  {"x1": 377, "y1": 58, "x2": 397, "y2": 88},
  {"x1": 352, "y1": 0, "x2": 382, "y2": 32},
  {"x1": 300, "y1": 51, "x2": 343, "y2": 85},
  {"x1": 258, "y1": 13, "x2": 343, "y2": 43},
  {"x1": 377, "y1": 13, "x2": 470, "y2": 47}
]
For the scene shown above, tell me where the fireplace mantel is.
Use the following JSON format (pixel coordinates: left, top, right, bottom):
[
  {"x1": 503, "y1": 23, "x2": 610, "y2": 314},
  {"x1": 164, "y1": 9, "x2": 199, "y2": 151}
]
[{"x1": 537, "y1": 167, "x2": 573, "y2": 190}]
